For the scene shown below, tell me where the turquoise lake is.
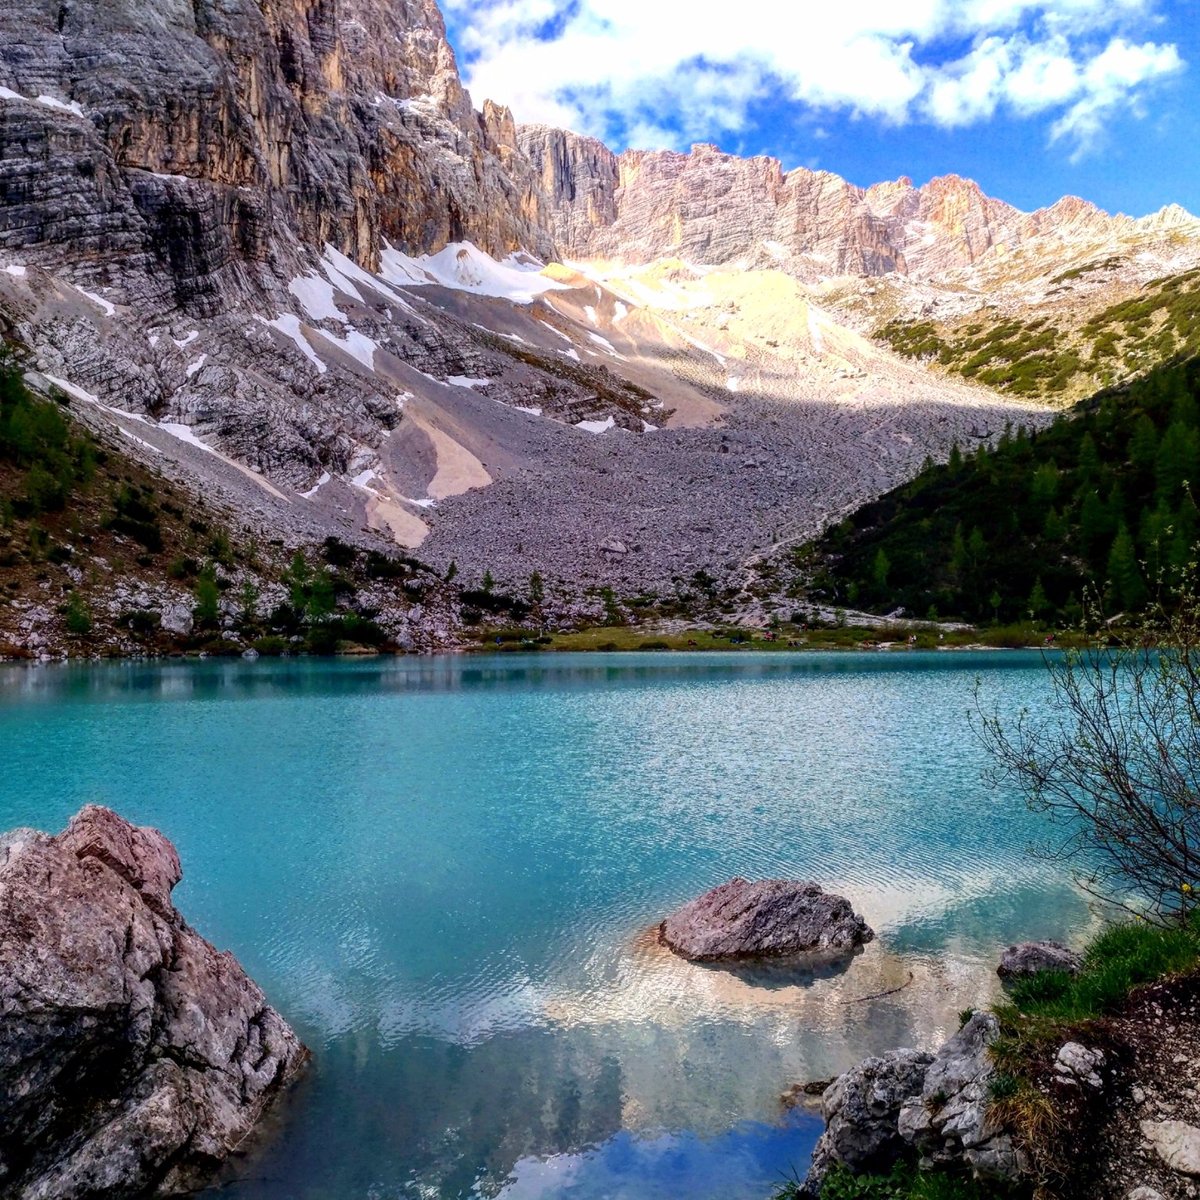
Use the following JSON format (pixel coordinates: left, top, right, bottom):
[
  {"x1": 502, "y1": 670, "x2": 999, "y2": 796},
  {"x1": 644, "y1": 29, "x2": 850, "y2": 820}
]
[{"x1": 0, "y1": 652, "x2": 1093, "y2": 1199}]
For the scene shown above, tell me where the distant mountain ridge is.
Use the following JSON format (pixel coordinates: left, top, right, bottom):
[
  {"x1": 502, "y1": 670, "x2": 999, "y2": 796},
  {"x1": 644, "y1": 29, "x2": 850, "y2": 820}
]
[{"x1": 519, "y1": 127, "x2": 1200, "y2": 279}]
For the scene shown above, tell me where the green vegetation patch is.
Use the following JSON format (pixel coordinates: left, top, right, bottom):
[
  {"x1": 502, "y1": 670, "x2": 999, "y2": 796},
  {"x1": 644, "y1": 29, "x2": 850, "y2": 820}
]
[
  {"x1": 875, "y1": 267, "x2": 1200, "y2": 399},
  {"x1": 803, "y1": 355, "x2": 1200, "y2": 624}
]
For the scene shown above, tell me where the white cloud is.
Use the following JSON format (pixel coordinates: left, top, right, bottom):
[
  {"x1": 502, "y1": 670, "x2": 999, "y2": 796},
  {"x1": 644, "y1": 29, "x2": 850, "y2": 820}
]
[{"x1": 443, "y1": 0, "x2": 1183, "y2": 159}]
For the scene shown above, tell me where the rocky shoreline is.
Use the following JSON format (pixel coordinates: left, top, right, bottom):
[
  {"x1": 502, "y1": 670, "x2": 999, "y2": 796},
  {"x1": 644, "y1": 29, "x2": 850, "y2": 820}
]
[{"x1": 0, "y1": 807, "x2": 306, "y2": 1198}]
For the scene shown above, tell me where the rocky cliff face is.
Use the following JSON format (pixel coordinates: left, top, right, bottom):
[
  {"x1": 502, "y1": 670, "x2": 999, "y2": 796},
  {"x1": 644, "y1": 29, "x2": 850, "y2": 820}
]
[
  {"x1": 517, "y1": 129, "x2": 1172, "y2": 279},
  {"x1": 0, "y1": 0, "x2": 549, "y2": 289},
  {"x1": 0, "y1": 806, "x2": 307, "y2": 1198}
]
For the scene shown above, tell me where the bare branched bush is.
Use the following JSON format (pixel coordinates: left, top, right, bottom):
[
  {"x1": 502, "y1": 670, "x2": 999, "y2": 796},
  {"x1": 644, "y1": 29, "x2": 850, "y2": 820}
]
[{"x1": 976, "y1": 590, "x2": 1200, "y2": 922}]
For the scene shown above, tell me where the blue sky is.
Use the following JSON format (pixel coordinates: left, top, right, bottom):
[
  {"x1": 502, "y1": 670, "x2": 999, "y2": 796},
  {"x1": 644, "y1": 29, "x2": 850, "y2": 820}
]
[{"x1": 441, "y1": 0, "x2": 1198, "y2": 217}]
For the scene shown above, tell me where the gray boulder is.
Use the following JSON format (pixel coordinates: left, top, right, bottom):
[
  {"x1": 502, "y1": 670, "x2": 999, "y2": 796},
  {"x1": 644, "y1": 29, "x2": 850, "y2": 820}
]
[
  {"x1": 997, "y1": 940, "x2": 1083, "y2": 978},
  {"x1": 659, "y1": 878, "x2": 874, "y2": 962},
  {"x1": 898, "y1": 1012, "x2": 1026, "y2": 1181},
  {"x1": 0, "y1": 805, "x2": 307, "y2": 1198},
  {"x1": 802, "y1": 1049, "x2": 934, "y2": 1194}
]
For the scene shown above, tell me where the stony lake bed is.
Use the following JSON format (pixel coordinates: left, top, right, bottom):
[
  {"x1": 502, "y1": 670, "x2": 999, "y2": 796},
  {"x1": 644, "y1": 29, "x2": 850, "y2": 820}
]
[{"x1": 0, "y1": 652, "x2": 1095, "y2": 1199}]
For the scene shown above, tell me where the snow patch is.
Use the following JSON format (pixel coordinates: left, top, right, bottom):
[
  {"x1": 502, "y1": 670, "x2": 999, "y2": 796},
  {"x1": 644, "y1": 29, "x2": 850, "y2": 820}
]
[
  {"x1": 587, "y1": 332, "x2": 625, "y2": 359},
  {"x1": 148, "y1": 334, "x2": 159, "y2": 348},
  {"x1": 74, "y1": 285, "x2": 115, "y2": 316},
  {"x1": 158, "y1": 422, "x2": 217, "y2": 455},
  {"x1": 539, "y1": 321, "x2": 573, "y2": 343},
  {"x1": 322, "y1": 245, "x2": 420, "y2": 318},
  {"x1": 379, "y1": 241, "x2": 569, "y2": 304},
  {"x1": 584, "y1": 305, "x2": 598, "y2": 324},
  {"x1": 446, "y1": 375, "x2": 491, "y2": 389},
  {"x1": 256, "y1": 314, "x2": 328, "y2": 374},
  {"x1": 350, "y1": 468, "x2": 378, "y2": 490},
  {"x1": 726, "y1": 376, "x2": 742, "y2": 393},
  {"x1": 41, "y1": 374, "x2": 102, "y2": 406},
  {"x1": 561, "y1": 348, "x2": 581, "y2": 362},
  {"x1": 613, "y1": 302, "x2": 629, "y2": 322},
  {"x1": 290, "y1": 273, "x2": 348, "y2": 324},
  {"x1": 185, "y1": 354, "x2": 207, "y2": 379},
  {"x1": 642, "y1": 420, "x2": 659, "y2": 432},
  {"x1": 576, "y1": 416, "x2": 615, "y2": 434},
  {"x1": 301, "y1": 471, "x2": 332, "y2": 499},
  {"x1": 37, "y1": 94, "x2": 85, "y2": 118},
  {"x1": 404, "y1": 496, "x2": 437, "y2": 509},
  {"x1": 4, "y1": 264, "x2": 26, "y2": 278},
  {"x1": 320, "y1": 328, "x2": 378, "y2": 370},
  {"x1": 0, "y1": 86, "x2": 22, "y2": 102},
  {"x1": 118, "y1": 428, "x2": 162, "y2": 455},
  {"x1": 807, "y1": 308, "x2": 826, "y2": 355},
  {"x1": 173, "y1": 331, "x2": 199, "y2": 349},
  {"x1": 514, "y1": 404, "x2": 543, "y2": 416}
]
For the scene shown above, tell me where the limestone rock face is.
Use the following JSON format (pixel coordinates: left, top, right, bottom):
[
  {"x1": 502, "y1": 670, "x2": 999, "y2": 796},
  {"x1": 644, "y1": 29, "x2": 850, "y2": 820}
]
[
  {"x1": 659, "y1": 878, "x2": 874, "y2": 962},
  {"x1": 1141, "y1": 1120, "x2": 1200, "y2": 1176},
  {"x1": 897, "y1": 1012, "x2": 1026, "y2": 1181},
  {"x1": 516, "y1": 133, "x2": 1135, "y2": 279},
  {"x1": 0, "y1": 805, "x2": 307, "y2": 1198},
  {"x1": 0, "y1": 0, "x2": 551, "y2": 276},
  {"x1": 802, "y1": 1049, "x2": 935, "y2": 1194}
]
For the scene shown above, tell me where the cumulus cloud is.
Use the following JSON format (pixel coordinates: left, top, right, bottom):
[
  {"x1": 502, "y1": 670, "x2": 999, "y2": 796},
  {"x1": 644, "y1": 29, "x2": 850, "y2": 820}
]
[{"x1": 441, "y1": 0, "x2": 1184, "y2": 159}]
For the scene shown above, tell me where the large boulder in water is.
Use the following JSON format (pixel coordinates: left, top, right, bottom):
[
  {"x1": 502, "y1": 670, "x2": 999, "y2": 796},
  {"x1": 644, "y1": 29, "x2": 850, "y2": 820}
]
[
  {"x1": 0, "y1": 805, "x2": 307, "y2": 1198},
  {"x1": 998, "y1": 940, "x2": 1083, "y2": 979},
  {"x1": 659, "y1": 877, "x2": 873, "y2": 962}
]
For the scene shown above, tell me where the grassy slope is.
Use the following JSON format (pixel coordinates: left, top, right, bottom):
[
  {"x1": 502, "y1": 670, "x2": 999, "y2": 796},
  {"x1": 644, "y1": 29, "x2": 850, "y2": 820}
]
[
  {"x1": 799, "y1": 354, "x2": 1200, "y2": 625},
  {"x1": 875, "y1": 267, "x2": 1200, "y2": 401}
]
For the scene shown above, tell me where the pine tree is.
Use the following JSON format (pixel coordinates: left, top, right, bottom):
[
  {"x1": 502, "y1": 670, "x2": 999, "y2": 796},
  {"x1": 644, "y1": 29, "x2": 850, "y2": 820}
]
[
  {"x1": 1156, "y1": 421, "x2": 1200, "y2": 505},
  {"x1": 1043, "y1": 507, "x2": 1068, "y2": 542},
  {"x1": 1030, "y1": 463, "x2": 1059, "y2": 509},
  {"x1": 872, "y1": 548, "x2": 891, "y2": 592},
  {"x1": 308, "y1": 568, "x2": 335, "y2": 621},
  {"x1": 1128, "y1": 413, "x2": 1159, "y2": 481},
  {"x1": 193, "y1": 563, "x2": 220, "y2": 630},
  {"x1": 65, "y1": 591, "x2": 92, "y2": 636},
  {"x1": 1078, "y1": 432, "x2": 1100, "y2": 480},
  {"x1": 1107, "y1": 524, "x2": 1147, "y2": 613},
  {"x1": 1028, "y1": 577, "x2": 1050, "y2": 620},
  {"x1": 1079, "y1": 490, "x2": 1114, "y2": 565},
  {"x1": 529, "y1": 571, "x2": 545, "y2": 606}
]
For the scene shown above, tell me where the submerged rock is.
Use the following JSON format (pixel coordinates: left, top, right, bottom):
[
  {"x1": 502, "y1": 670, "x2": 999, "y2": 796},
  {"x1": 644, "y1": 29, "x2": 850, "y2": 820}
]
[
  {"x1": 997, "y1": 940, "x2": 1083, "y2": 978},
  {"x1": 0, "y1": 805, "x2": 307, "y2": 1198},
  {"x1": 659, "y1": 878, "x2": 873, "y2": 962},
  {"x1": 802, "y1": 1049, "x2": 934, "y2": 1194}
]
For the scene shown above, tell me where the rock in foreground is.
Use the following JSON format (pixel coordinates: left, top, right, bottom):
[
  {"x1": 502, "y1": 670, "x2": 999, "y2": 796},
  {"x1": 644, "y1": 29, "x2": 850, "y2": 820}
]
[
  {"x1": 0, "y1": 806, "x2": 307, "y2": 1198},
  {"x1": 997, "y1": 940, "x2": 1083, "y2": 978},
  {"x1": 659, "y1": 878, "x2": 873, "y2": 962}
]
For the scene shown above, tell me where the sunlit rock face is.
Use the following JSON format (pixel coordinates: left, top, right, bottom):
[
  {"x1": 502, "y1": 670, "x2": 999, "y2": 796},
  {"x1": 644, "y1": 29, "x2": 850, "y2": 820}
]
[
  {"x1": 0, "y1": 0, "x2": 550, "y2": 285},
  {"x1": 517, "y1": 132, "x2": 1135, "y2": 278}
]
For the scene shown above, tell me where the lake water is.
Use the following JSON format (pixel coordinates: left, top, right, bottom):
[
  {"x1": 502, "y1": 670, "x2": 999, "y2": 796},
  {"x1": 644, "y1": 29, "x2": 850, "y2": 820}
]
[{"x1": 0, "y1": 652, "x2": 1093, "y2": 1199}]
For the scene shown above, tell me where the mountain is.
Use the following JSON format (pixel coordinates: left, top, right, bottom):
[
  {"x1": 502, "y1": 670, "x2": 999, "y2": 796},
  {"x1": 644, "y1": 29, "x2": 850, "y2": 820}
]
[
  {"x1": 1, "y1": 0, "x2": 1198, "y2": 653},
  {"x1": 518, "y1": 128, "x2": 1195, "y2": 280}
]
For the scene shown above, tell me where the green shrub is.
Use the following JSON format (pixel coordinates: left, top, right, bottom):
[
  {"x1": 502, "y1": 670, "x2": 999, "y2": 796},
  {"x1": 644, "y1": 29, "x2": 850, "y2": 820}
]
[
  {"x1": 1005, "y1": 916, "x2": 1200, "y2": 1022},
  {"x1": 64, "y1": 591, "x2": 92, "y2": 636}
]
